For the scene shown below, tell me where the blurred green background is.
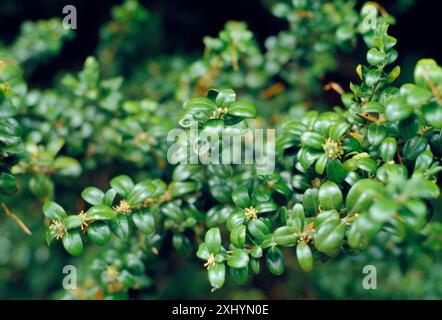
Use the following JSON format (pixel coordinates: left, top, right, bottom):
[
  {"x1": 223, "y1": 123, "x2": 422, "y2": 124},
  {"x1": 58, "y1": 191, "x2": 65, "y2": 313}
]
[{"x1": 0, "y1": 0, "x2": 441, "y2": 299}]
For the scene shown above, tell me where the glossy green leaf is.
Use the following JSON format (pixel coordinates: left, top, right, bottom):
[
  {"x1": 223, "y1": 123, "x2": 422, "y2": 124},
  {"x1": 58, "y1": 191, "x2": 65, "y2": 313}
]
[
  {"x1": 296, "y1": 242, "x2": 313, "y2": 272},
  {"x1": 403, "y1": 135, "x2": 428, "y2": 161},
  {"x1": 301, "y1": 132, "x2": 325, "y2": 150},
  {"x1": 43, "y1": 201, "x2": 67, "y2": 221},
  {"x1": 247, "y1": 219, "x2": 270, "y2": 241},
  {"x1": 346, "y1": 179, "x2": 384, "y2": 213},
  {"x1": 87, "y1": 222, "x2": 111, "y2": 246},
  {"x1": 0, "y1": 173, "x2": 17, "y2": 195},
  {"x1": 319, "y1": 181, "x2": 343, "y2": 210},
  {"x1": 367, "y1": 48, "x2": 387, "y2": 66},
  {"x1": 81, "y1": 187, "x2": 105, "y2": 205},
  {"x1": 227, "y1": 248, "x2": 249, "y2": 268},
  {"x1": 368, "y1": 198, "x2": 397, "y2": 223},
  {"x1": 170, "y1": 181, "x2": 198, "y2": 197},
  {"x1": 110, "y1": 175, "x2": 134, "y2": 198},
  {"x1": 205, "y1": 227, "x2": 222, "y2": 254},
  {"x1": 109, "y1": 214, "x2": 129, "y2": 239},
  {"x1": 228, "y1": 100, "x2": 257, "y2": 118},
  {"x1": 230, "y1": 225, "x2": 246, "y2": 248},
  {"x1": 62, "y1": 230, "x2": 83, "y2": 256},
  {"x1": 231, "y1": 186, "x2": 250, "y2": 208},
  {"x1": 303, "y1": 188, "x2": 320, "y2": 215},
  {"x1": 63, "y1": 215, "x2": 82, "y2": 229},
  {"x1": 132, "y1": 209, "x2": 155, "y2": 235},
  {"x1": 379, "y1": 137, "x2": 397, "y2": 162},
  {"x1": 367, "y1": 123, "x2": 386, "y2": 146},
  {"x1": 127, "y1": 180, "x2": 155, "y2": 206},
  {"x1": 85, "y1": 205, "x2": 116, "y2": 221},
  {"x1": 314, "y1": 220, "x2": 345, "y2": 255},
  {"x1": 326, "y1": 159, "x2": 348, "y2": 184},
  {"x1": 208, "y1": 263, "x2": 225, "y2": 289},
  {"x1": 273, "y1": 226, "x2": 299, "y2": 247}
]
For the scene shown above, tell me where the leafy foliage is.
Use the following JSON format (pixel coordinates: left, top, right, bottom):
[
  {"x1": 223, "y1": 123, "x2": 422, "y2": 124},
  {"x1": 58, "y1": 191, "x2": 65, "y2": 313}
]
[{"x1": 0, "y1": 0, "x2": 440, "y2": 299}]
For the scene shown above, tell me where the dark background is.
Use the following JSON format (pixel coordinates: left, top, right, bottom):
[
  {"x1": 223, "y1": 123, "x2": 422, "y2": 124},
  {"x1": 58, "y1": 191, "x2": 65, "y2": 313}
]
[{"x1": 0, "y1": 0, "x2": 441, "y2": 87}]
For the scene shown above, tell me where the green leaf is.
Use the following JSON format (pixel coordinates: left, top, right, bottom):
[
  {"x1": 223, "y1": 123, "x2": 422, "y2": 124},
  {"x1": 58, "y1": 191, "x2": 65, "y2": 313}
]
[
  {"x1": 251, "y1": 258, "x2": 260, "y2": 274},
  {"x1": 296, "y1": 242, "x2": 313, "y2": 272},
  {"x1": 132, "y1": 208, "x2": 155, "y2": 235},
  {"x1": 208, "y1": 263, "x2": 225, "y2": 289},
  {"x1": 403, "y1": 176, "x2": 440, "y2": 199},
  {"x1": 29, "y1": 174, "x2": 54, "y2": 200},
  {"x1": 53, "y1": 157, "x2": 81, "y2": 176},
  {"x1": 414, "y1": 59, "x2": 442, "y2": 88},
  {"x1": 406, "y1": 86, "x2": 432, "y2": 107},
  {"x1": 0, "y1": 172, "x2": 17, "y2": 195},
  {"x1": 415, "y1": 151, "x2": 433, "y2": 172},
  {"x1": 319, "y1": 181, "x2": 343, "y2": 211},
  {"x1": 401, "y1": 199, "x2": 428, "y2": 230},
  {"x1": 247, "y1": 219, "x2": 270, "y2": 241},
  {"x1": 386, "y1": 66, "x2": 401, "y2": 83},
  {"x1": 361, "y1": 101, "x2": 384, "y2": 113},
  {"x1": 353, "y1": 214, "x2": 382, "y2": 237},
  {"x1": 365, "y1": 69, "x2": 382, "y2": 87},
  {"x1": 226, "y1": 211, "x2": 246, "y2": 231},
  {"x1": 85, "y1": 205, "x2": 116, "y2": 221},
  {"x1": 63, "y1": 215, "x2": 82, "y2": 229},
  {"x1": 227, "y1": 249, "x2": 249, "y2": 268},
  {"x1": 205, "y1": 227, "x2": 222, "y2": 254},
  {"x1": 315, "y1": 153, "x2": 328, "y2": 175},
  {"x1": 422, "y1": 101, "x2": 442, "y2": 128},
  {"x1": 376, "y1": 163, "x2": 407, "y2": 183},
  {"x1": 368, "y1": 198, "x2": 397, "y2": 223},
  {"x1": 301, "y1": 132, "x2": 325, "y2": 150},
  {"x1": 215, "y1": 89, "x2": 236, "y2": 107},
  {"x1": 346, "y1": 179, "x2": 384, "y2": 213},
  {"x1": 81, "y1": 187, "x2": 105, "y2": 205},
  {"x1": 303, "y1": 188, "x2": 320, "y2": 215},
  {"x1": 256, "y1": 201, "x2": 277, "y2": 213},
  {"x1": 403, "y1": 135, "x2": 428, "y2": 161},
  {"x1": 367, "y1": 123, "x2": 386, "y2": 146},
  {"x1": 103, "y1": 189, "x2": 117, "y2": 207},
  {"x1": 314, "y1": 220, "x2": 345, "y2": 255},
  {"x1": 62, "y1": 230, "x2": 83, "y2": 256},
  {"x1": 347, "y1": 223, "x2": 369, "y2": 249},
  {"x1": 314, "y1": 210, "x2": 340, "y2": 227},
  {"x1": 273, "y1": 226, "x2": 299, "y2": 247},
  {"x1": 172, "y1": 164, "x2": 200, "y2": 182},
  {"x1": 329, "y1": 121, "x2": 350, "y2": 142},
  {"x1": 228, "y1": 100, "x2": 257, "y2": 118},
  {"x1": 230, "y1": 225, "x2": 246, "y2": 248},
  {"x1": 230, "y1": 266, "x2": 249, "y2": 284},
  {"x1": 265, "y1": 246, "x2": 285, "y2": 276},
  {"x1": 110, "y1": 175, "x2": 134, "y2": 198},
  {"x1": 231, "y1": 186, "x2": 250, "y2": 208},
  {"x1": 356, "y1": 157, "x2": 378, "y2": 173},
  {"x1": 385, "y1": 96, "x2": 413, "y2": 121},
  {"x1": 87, "y1": 222, "x2": 111, "y2": 246},
  {"x1": 43, "y1": 201, "x2": 67, "y2": 221},
  {"x1": 109, "y1": 214, "x2": 129, "y2": 239},
  {"x1": 127, "y1": 180, "x2": 155, "y2": 206},
  {"x1": 183, "y1": 97, "x2": 216, "y2": 118},
  {"x1": 297, "y1": 147, "x2": 322, "y2": 170},
  {"x1": 170, "y1": 181, "x2": 198, "y2": 197},
  {"x1": 46, "y1": 228, "x2": 57, "y2": 246},
  {"x1": 197, "y1": 243, "x2": 211, "y2": 260},
  {"x1": 367, "y1": 48, "x2": 387, "y2": 66},
  {"x1": 379, "y1": 137, "x2": 397, "y2": 162},
  {"x1": 326, "y1": 159, "x2": 348, "y2": 184},
  {"x1": 270, "y1": 179, "x2": 292, "y2": 199}
]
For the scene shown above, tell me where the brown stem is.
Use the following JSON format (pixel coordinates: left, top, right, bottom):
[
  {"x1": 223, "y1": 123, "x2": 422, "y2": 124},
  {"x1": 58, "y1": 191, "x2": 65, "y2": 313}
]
[{"x1": 1, "y1": 202, "x2": 32, "y2": 235}]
